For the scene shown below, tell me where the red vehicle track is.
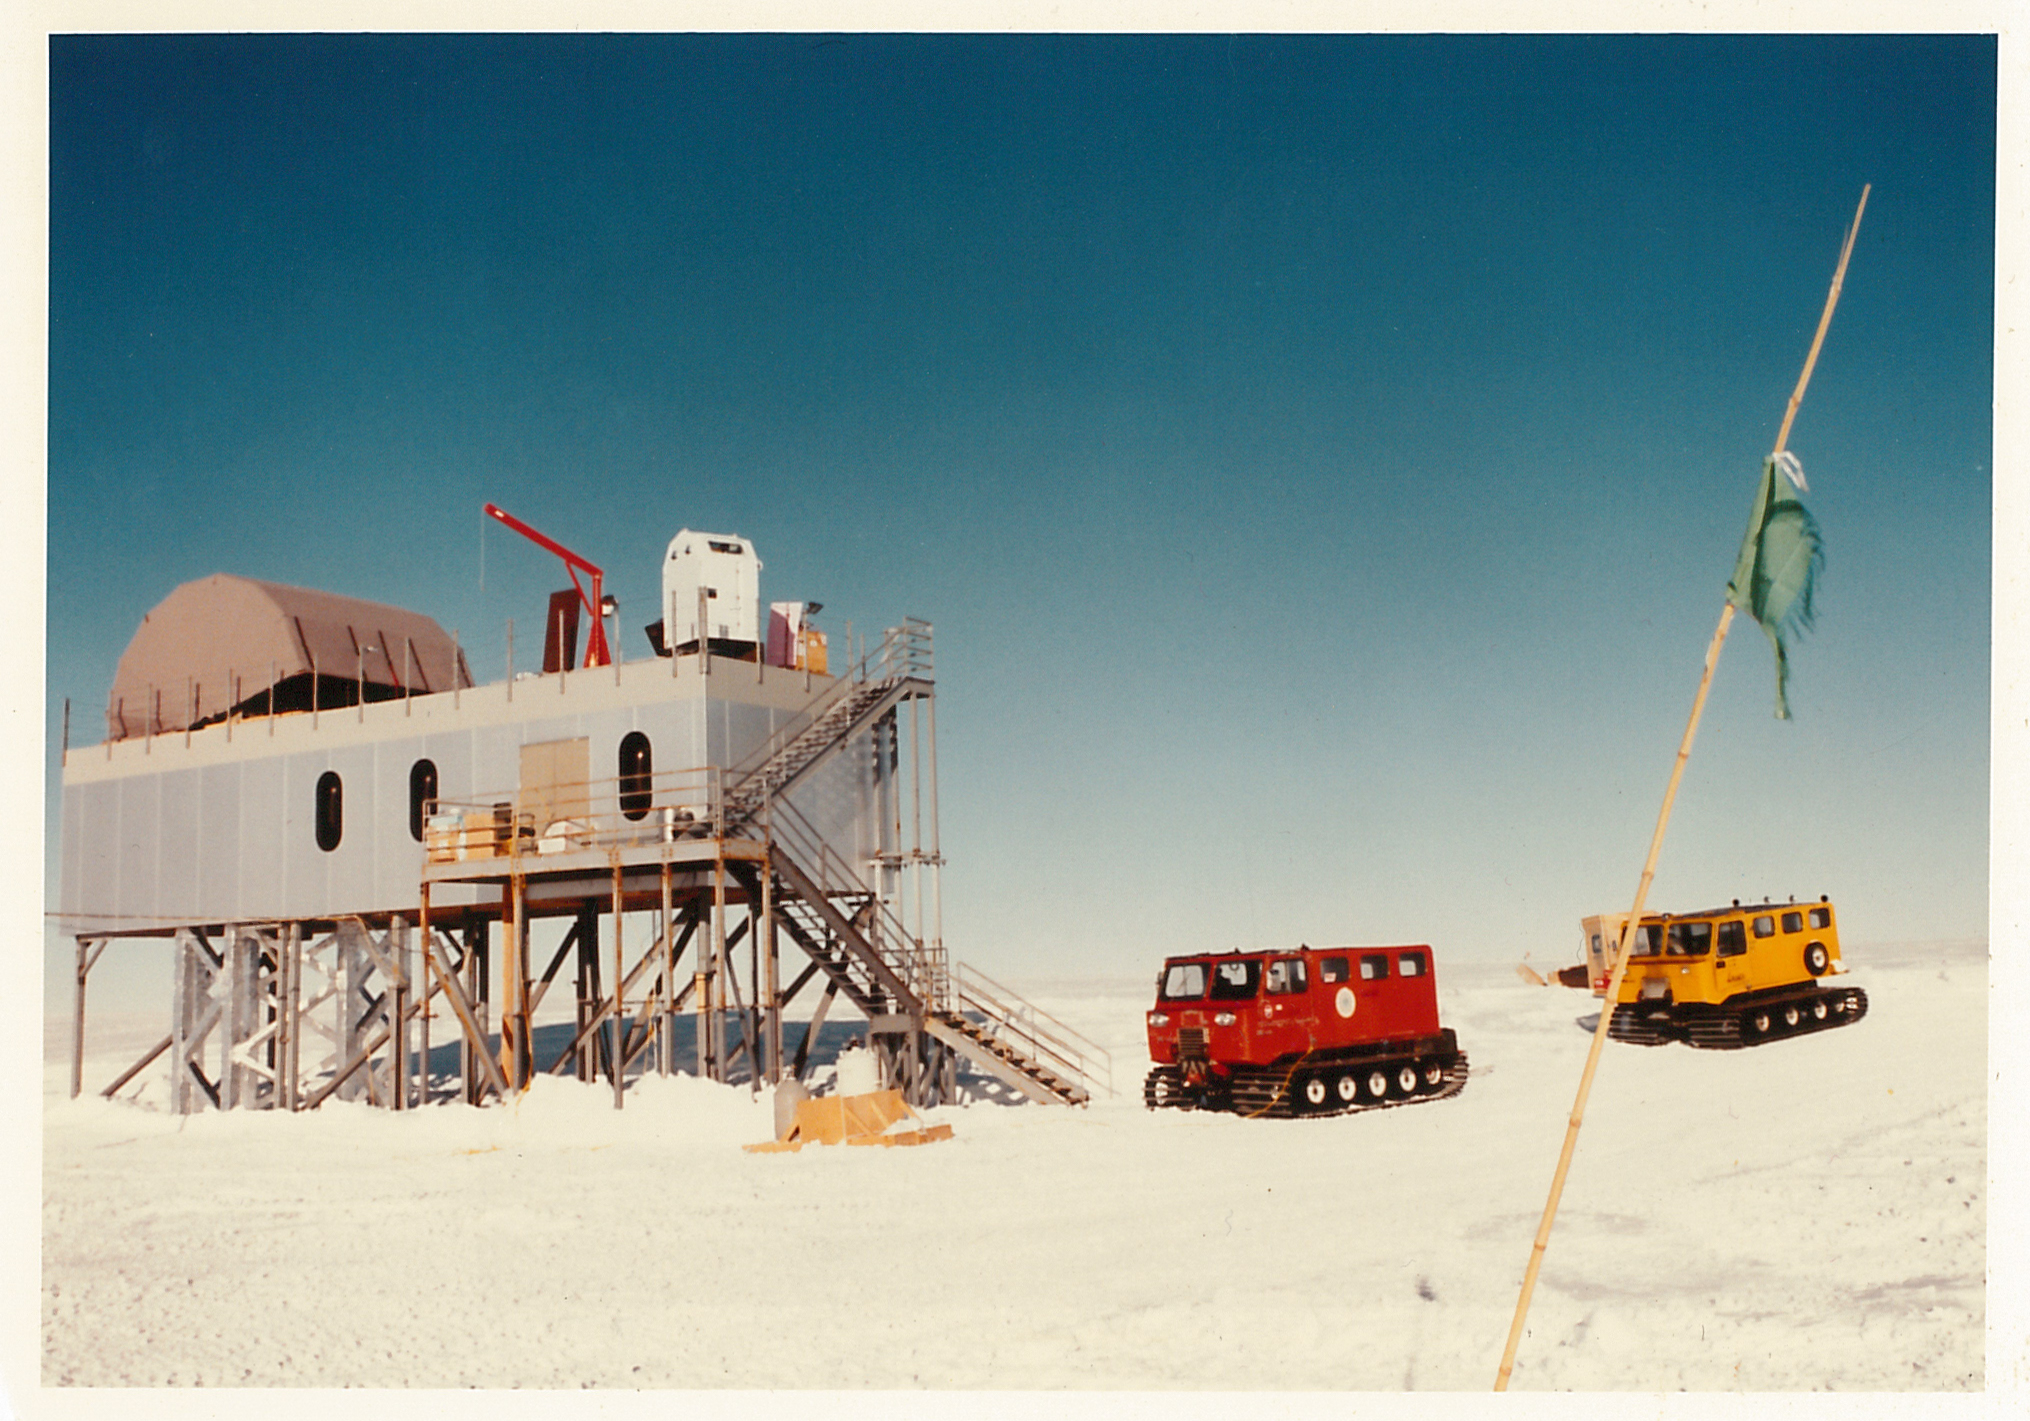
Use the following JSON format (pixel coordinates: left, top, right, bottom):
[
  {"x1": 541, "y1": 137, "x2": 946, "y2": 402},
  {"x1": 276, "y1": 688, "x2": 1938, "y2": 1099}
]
[{"x1": 1143, "y1": 945, "x2": 1468, "y2": 1117}]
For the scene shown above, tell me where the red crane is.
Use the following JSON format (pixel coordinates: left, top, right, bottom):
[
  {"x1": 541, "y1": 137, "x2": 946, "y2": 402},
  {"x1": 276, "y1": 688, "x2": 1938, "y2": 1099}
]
[{"x1": 483, "y1": 503, "x2": 613, "y2": 669}]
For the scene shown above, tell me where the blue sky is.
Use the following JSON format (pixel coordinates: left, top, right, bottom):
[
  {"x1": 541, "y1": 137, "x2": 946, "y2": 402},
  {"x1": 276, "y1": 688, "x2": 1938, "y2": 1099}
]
[{"x1": 43, "y1": 32, "x2": 1996, "y2": 990}]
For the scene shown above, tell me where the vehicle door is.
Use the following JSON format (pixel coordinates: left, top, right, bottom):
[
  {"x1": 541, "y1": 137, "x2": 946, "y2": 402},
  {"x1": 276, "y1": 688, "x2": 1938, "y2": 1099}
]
[
  {"x1": 1713, "y1": 918, "x2": 1751, "y2": 1000},
  {"x1": 1259, "y1": 955, "x2": 1313, "y2": 1056}
]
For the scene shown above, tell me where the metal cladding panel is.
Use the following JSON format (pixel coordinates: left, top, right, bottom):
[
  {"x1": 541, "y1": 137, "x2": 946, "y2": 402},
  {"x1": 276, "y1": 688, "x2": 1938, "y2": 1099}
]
[
  {"x1": 782, "y1": 727, "x2": 883, "y2": 886},
  {"x1": 154, "y1": 766, "x2": 202, "y2": 920},
  {"x1": 238, "y1": 755, "x2": 287, "y2": 919},
  {"x1": 114, "y1": 773, "x2": 160, "y2": 922},
  {"x1": 197, "y1": 763, "x2": 243, "y2": 918},
  {"x1": 58, "y1": 780, "x2": 117, "y2": 920}
]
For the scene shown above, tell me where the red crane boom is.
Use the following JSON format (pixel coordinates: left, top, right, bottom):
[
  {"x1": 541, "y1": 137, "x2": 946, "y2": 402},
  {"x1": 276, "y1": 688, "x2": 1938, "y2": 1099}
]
[{"x1": 483, "y1": 502, "x2": 612, "y2": 668}]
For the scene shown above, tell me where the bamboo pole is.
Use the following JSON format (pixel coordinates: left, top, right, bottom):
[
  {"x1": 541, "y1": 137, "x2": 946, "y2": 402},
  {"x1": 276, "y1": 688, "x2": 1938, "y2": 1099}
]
[{"x1": 1494, "y1": 185, "x2": 1868, "y2": 1391}]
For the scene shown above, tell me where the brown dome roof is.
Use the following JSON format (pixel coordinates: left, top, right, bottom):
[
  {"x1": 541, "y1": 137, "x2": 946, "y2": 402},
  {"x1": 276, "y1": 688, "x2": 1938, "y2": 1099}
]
[{"x1": 106, "y1": 573, "x2": 471, "y2": 738}]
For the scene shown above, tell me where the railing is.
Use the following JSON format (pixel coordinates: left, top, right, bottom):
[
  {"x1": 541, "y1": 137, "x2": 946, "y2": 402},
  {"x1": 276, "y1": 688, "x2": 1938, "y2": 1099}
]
[
  {"x1": 950, "y1": 962, "x2": 1115, "y2": 1100},
  {"x1": 869, "y1": 618, "x2": 933, "y2": 683},
  {"x1": 722, "y1": 619, "x2": 935, "y2": 805},
  {"x1": 765, "y1": 792, "x2": 948, "y2": 1012},
  {"x1": 423, "y1": 765, "x2": 728, "y2": 864}
]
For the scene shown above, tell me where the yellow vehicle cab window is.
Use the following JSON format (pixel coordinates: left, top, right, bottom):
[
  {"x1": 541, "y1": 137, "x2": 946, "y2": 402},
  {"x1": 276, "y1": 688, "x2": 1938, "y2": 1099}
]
[
  {"x1": 1809, "y1": 906, "x2": 1833, "y2": 929},
  {"x1": 1717, "y1": 921, "x2": 1747, "y2": 957},
  {"x1": 1666, "y1": 922, "x2": 1712, "y2": 956},
  {"x1": 1782, "y1": 911, "x2": 1804, "y2": 933},
  {"x1": 1752, "y1": 915, "x2": 1776, "y2": 937}
]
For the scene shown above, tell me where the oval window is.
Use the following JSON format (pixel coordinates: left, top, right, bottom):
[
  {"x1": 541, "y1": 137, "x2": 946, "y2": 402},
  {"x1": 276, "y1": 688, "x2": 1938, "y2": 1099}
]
[
  {"x1": 409, "y1": 759, "x2": 438, "y2": 842},
  {"x1": 619, "y1": 732, "x2": 652, "y2": 821},
  {"x1": 315, "y1": 771, "x2": 343, "y2": 852}
]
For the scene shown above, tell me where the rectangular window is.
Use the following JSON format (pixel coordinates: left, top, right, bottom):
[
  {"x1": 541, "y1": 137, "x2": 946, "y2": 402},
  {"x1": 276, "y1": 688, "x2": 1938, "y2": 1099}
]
[
  {"x1": 1360, "y1": 954, "x2": 1390, "y2": 981},
  {"x1": 1209, "y1": 959, "x2": 1261, "y2": 1001},
  {"x1": 1632, "y1": 924, "x2": 1665, "y2": 956},
  {"x1": 1809, "y1": 906, "x2": 1832, "y2": 929},
  {"x1": 1266, "y1": 958, "x2": 1307, "y2": 995},
  {"x1": 1752, "y1": 915, "x2": 1776, "y2": 938},
  {"x1": 1160, "y1": 963, "x2": 1207, "y2": 1001},
  {"x1": 1398, "y1": 952, "x2": 1426, "y2": 977},
  {"x1": 1716, "y1": 921, "x2": 1747, "y2": 957},
  {"x1": 1319, "y1": 956, "x2": 1350, "y2": 984},
  {"x1": 1781, "y1": 911, "x2": 1803, "y2": 934},
  {"x1": 1666, "y1": 922, "x2": 1712, "y2": 957}
]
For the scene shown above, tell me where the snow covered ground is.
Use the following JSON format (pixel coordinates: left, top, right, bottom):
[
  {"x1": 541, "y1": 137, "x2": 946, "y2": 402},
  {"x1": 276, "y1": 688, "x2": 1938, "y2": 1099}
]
[{"x1": 37, "y1": 941, "x2": 1987, "y2": 1395}]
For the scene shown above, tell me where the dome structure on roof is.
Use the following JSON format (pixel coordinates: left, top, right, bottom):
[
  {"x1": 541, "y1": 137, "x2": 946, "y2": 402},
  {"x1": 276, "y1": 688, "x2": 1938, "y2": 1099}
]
[{"x1": 105, "y1": 573, "x2": 472, "y2": 739}]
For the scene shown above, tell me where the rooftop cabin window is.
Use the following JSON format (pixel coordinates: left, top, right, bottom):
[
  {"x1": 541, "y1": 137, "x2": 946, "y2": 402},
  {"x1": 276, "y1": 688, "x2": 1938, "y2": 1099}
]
[
  {"x1": 708, "y1": 540, "x2": 744, "y2": 555},
  {"x1": 1208, "y1": 960, "x2": 1261, "y2": 1001},
  {"x1": 1666, "y1": 922, "x2": 1712, "y2": 957},
  {"x1": 1360, "y1": 954, "x2": 1390, "y2": 981},
  {"x1": 1265, "y1": 958, "x2": 1307, "y2": 995},
  {"x1": 1160, "y1": 963, "x2": 1208, "y2": 1001}
]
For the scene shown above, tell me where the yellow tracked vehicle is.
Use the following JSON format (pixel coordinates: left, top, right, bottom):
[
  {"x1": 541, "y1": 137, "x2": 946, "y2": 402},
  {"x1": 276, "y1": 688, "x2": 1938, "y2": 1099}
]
[{"x1": 1591, "y1": 897, "x2": 1867, "y2": 1049}]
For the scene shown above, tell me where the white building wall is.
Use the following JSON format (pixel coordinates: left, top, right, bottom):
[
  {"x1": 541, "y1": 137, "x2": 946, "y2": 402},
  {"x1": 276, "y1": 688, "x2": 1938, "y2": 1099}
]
[{"x1": 58, "y1": 656, "x2": 893, "y2": 933}]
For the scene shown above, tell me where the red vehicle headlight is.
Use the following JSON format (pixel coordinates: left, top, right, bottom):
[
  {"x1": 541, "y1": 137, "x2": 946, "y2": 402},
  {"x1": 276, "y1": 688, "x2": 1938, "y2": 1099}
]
[
  {"x1": 1147, "y1": 1012, "x2": 1169, "y2": 1027},
  {"x1": 1214, "y1": 1012, "x2": 1237, "y2": 1027}
]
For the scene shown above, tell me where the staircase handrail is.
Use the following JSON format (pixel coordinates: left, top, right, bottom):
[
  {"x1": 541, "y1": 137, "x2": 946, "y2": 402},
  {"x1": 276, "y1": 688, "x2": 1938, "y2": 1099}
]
[
  {"x1": 951, "y1": 961, "x2": 1115, "y2": 1100},
  {"x1": 723, "y1": 619, "x2": 936, "y2": 802},
  {"x1": 766, "y1": 792, "x2": 947, "y2": 1011}
]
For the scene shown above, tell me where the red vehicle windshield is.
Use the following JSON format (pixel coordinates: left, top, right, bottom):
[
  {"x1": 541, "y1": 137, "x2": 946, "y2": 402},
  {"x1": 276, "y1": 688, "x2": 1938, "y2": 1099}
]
[{"x1": 1158, "y1": 962, "x2": 1208, "y2": 1001}]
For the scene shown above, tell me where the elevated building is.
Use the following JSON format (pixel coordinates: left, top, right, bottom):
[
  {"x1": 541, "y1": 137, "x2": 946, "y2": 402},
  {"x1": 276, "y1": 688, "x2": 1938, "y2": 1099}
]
[{"x1": 58, "y1": 541, "x2": 1108, "y2": 1116}]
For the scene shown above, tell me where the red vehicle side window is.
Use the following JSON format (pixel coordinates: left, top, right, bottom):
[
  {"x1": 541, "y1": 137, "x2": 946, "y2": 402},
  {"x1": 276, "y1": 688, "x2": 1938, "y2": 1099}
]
[
  {"x1": 1265, "y1": 958, "x2": 1307, "y2": 995},
  {"x1": 1359, "y1": 954, "x2": 1389, "y2": 981},
  {"x1": 1318, "y1": 956, "x2": 1350, "y2": 984},
  {"x1": 1397, "y1": 952, "x2": 1425, "y2": 977},
  {"x1": 1209, "y1": 960, "x2": 1261, "y2": 1000}
]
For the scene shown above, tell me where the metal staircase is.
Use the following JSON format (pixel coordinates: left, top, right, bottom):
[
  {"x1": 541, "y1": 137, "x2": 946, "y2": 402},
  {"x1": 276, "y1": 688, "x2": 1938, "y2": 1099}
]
[
  {"x1": 721, "y1": 623, "x2": 934, "y2": 834},
  {"x1": 725, "y1": 624, "x2": 1110, "y2": 1107},
  {"x1": 926, "y1": 965, "x2": 1110, "y2": 1106}
]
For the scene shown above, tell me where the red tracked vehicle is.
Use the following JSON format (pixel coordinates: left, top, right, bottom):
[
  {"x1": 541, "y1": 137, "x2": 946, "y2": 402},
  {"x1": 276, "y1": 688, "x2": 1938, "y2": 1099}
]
[{"x1": 1143, "y1": 945, "x2": 1468, "y2": 1117}]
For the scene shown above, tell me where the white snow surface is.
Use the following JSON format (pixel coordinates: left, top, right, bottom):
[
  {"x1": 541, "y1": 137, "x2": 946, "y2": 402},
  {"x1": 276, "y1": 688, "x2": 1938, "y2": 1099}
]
[{"x1": 38, "y1": 943, "x2": 1986, "y2": 1396}]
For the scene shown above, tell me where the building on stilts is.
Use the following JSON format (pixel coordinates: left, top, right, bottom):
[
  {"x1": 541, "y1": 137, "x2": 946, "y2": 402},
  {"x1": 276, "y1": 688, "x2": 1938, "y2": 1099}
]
[{"x1": 55, "y1": 531, "x2": 1110, "y2": 1115}]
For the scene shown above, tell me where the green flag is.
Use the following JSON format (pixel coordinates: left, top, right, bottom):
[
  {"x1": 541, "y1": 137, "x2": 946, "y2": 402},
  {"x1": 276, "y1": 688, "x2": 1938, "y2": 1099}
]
[{"x1": 1726, "y1": 451, "x2": 1823, "y2": 719}]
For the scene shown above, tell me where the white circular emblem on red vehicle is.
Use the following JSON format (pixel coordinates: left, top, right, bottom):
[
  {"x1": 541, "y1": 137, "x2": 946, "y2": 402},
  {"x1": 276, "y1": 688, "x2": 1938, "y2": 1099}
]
[{"x1": 1336, "y1": 986, "x2": 1356, "y2": 1019}]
